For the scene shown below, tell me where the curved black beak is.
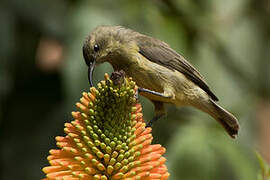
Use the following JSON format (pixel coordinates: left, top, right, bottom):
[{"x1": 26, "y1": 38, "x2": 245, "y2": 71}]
[
  {"x1": 83, "y1": 43, "x2": 96, "y2": 87},
  {"x1": 88, "y1": 60, "x2": 96, "y2": 87}
]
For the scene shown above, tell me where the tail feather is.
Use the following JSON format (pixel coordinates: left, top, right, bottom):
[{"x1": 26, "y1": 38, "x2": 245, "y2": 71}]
[
  {"x1": 209, "y1": 99, "x2": 239, "y2": 138},
  {"x1": 192, "y1": 98, "x2": 240, "y2": 138}
]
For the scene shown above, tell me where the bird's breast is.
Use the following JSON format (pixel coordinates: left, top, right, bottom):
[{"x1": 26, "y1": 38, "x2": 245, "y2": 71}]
[
  {"x1": 128, "y1": 53, "x2": 191, "y2": 102},
  {"x1": 126, "y1": 54, "x2": 165, "y2": 92},
  {"x1": 110, "y1": 50, "x2": 199, "y2": 105}
]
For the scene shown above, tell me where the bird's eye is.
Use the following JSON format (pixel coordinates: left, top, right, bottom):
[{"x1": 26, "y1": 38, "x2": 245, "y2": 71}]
[{"x1": 94, "y1": 44, "x2": 99, "y2": 52}]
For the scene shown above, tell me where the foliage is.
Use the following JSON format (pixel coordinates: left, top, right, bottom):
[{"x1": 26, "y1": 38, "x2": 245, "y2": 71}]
[{"x1": 257, "y1": 152, "x2": 270, "y2": 180}]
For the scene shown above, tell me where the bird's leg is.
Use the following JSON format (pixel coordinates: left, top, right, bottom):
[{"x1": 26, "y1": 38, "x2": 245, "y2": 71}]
[
  {"x1": 138, "y1": 87, "x2": 172, "y2": 99},
  {"x1": 135, "y1": 88, "x2": 139, "y2": 100},
  {"x1": 146, "y1": 101, "x2": 166, "y2": 127},
  {"x1": 146, "y1": 114, "x2": 164, "y2": 127},
  {"x1": 135, "y1": 87, "x2": 171, "y2": 127}
]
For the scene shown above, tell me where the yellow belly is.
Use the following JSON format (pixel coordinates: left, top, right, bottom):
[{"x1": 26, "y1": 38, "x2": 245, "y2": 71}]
[{"x1": 122, "y1": 54, "x2": 201, "y2": 106}]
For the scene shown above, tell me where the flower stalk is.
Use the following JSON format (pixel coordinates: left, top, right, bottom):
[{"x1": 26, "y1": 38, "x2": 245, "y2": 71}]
[{"x1": 43, "y1": 72, "x2": 169, "y2": 180}]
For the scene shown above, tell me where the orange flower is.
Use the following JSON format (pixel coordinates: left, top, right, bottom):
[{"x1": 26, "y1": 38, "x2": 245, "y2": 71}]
[{"x1": 42, "y1": 73, "x2": 169, "y2": 180}]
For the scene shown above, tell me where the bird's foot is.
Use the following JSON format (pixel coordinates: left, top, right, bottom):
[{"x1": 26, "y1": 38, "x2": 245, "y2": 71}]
[
  {"x1": 135, "y1": 88, "x2": 139, "y2": 100},
  {"x1": 146, "y1": 114, "x2": 164, "y2": 127}
]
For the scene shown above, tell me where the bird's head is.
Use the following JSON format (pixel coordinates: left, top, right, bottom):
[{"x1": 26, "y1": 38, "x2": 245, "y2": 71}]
[{"x1": 82, "y1": 25, "x2": 130, "y2": 86}]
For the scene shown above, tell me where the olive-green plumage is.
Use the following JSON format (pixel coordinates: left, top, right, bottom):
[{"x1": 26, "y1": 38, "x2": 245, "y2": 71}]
[{"x1": 82, "y1": 25, "x2": 239, "y2": 138}]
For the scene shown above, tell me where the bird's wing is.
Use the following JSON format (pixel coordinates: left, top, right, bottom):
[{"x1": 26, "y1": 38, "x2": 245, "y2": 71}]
[{"x1": 136, "y1": 35, "x2": 218, "y2": 101}]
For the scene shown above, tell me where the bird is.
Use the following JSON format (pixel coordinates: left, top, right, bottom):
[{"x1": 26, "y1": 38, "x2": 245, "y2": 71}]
[{"x1": 82, "y1": 25, "x2": 239, "y2": 138}]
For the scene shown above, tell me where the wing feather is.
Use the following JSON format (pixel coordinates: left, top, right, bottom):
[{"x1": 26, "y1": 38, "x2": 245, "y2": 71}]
[{"x1": 136, "y1": 35, "x2": 218, "y2": 101}]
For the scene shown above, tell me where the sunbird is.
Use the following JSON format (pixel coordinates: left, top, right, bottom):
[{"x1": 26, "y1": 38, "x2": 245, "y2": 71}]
[{"x1": 82, "y1": 25, "x2": 239, "y2": 138}]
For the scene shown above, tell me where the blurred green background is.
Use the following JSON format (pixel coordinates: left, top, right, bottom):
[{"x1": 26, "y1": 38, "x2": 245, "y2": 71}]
[{"x1": 1, "y1": 0, "x2": 270, "y2": 179}]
